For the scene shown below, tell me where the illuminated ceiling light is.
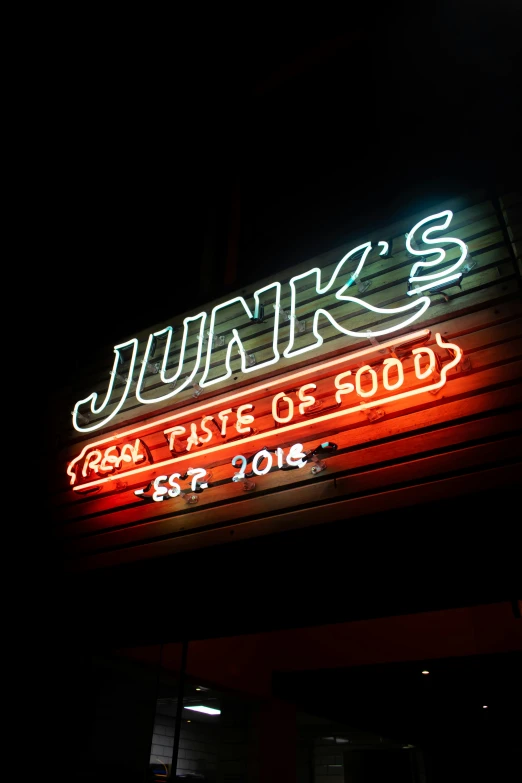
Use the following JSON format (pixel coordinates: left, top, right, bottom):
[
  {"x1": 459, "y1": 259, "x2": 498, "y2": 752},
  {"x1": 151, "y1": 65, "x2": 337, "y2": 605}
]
[
  {"x1": 422, "y1": 670, "x2": 430, "y2": 675},
  {"x1": 110, "y1": 369, "x2": 127, "y2": 385},
  {"x1": 185, "y1": 705, "x2": 221, "y2": 715},
  {"x1": 482, "y1": 705, "x2": 488, "y2": 709}
]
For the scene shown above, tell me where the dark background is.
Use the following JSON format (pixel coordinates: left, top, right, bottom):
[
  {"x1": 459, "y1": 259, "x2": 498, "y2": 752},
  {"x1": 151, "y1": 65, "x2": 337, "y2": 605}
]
[{"x1": 34, "y1": 3, "x2": 522, "y2": 390}]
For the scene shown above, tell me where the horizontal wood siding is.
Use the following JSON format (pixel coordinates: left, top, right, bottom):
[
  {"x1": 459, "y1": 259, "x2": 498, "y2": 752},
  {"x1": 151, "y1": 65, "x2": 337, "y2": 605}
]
[{"x1": 49, "y1": 190, "x2": 522, "y2": 571}]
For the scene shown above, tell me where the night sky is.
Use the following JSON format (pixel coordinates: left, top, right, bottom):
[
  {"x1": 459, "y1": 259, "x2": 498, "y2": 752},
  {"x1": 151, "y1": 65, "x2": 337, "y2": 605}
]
[{"x1": 36, "y1": 5, "x2": 521, "y2": 390}]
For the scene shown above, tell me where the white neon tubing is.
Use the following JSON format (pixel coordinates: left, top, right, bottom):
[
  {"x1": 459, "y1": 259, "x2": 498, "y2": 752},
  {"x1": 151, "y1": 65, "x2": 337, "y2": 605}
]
[
  {"x1": 136, "y1": 314, "x2": 207, "y2": 404},
  {"x1": 68, "y1": 329, "x2": 431, "y2": 485},
  {"x1": 186, "y1": 423, "x2": 200, "y2": 451},
  {"x1": 382, "y1": 357, "x2": 404, "y2": 391},
  {"x1": 355, "y1": 365, "x2": 378, "y2": 398},
  {"x1": 298, "y1": 384, "x2": 317, "y2": 415},
  {"x1": 236, "y1": 404, "x2": 255, "y2": 434},
  {"x1": 73, "y1": 212, "x2": 462, "y2": 433},
  {"x1": 73, "y1": 333, "x2": 461, "y2": 492},
  {"x1": 252, "y1": 450, "x2": 272, "y2": 476},
  {"x1": 82, "y1": 450, "x2": 102, "y2": 477},
  {"x1": 199, "y1": 416, "x2": 214, "y2": 444},
  {"x1": 118, "y1": 439, "x2": 144, "y2": 467},
  {"x1": 100, "y1": 446, "x2": 120, "y2": 473},
  {"x1": 285, "y1": 243, "x2": 368, "y2": 353},
  {"x1": 73, "y1": 338, "x2": 139, "y2": 433},
  {"x1": 232, "y1": 455, "x2": 247, "y2": 479},
  {"x1": 115, "y1": 444, "x2": 130, "y2": 467},
  {"x1": 406, "y1": 210, "x2": 468, "y2": 285},
  {"x1": 413, "y1": 347, "x2": 436, "y2": 380},
  {"x1": 286, "y1": 443, "x2": 307, "y2": 468},
  {"x1": 283, "y1": 243, "x2": 431, "y2": 358},
  {"x1": 152, "y1": 475, "x2": 169, "y2": 502},
  {"x1": 72, "y1": 226, "x2": 441, "y2": 432},
  {"x1": 378, "y1": 241, "x2": 389, "y2": 256},
  {"x1": 407, "y1": 273, "x2": 462, "y2": 296},
  {"x1": 199, "y1": 281, "x2": 282, "y2": 388},
  {"x1": 73, "y1": 282, "x2": 280, "y2": 428},
  {"x1": 218, "y1": 409, "x2": 232, "y2": 436}
]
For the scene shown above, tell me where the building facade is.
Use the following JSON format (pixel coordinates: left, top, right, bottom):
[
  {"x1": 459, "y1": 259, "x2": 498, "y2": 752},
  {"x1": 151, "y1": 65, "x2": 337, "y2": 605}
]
[{"x1": 45, "y1": 188, "x2": 522, "y2": 781}]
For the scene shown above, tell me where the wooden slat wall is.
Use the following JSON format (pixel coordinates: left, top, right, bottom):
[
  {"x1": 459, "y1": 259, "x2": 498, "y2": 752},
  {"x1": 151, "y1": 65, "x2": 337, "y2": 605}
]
[{"x1": 50, "y1": 190, "x2": 522, "y2": 571}]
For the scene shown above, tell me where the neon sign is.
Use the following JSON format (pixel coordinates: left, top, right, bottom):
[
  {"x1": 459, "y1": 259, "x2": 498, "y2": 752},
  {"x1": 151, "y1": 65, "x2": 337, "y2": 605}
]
[
  {"x1": 68, "y1": 331, "x2": 463, "y2": 490},
  {"x1": 72, "y1": 210, "x2": 469, "y2": 433},
  {"x1": 233, "y1": 443, "x2": 308, "y2": 476},
  {"x1": 137, "y1": 467, "x2": 211, "y2": 502},
  {"x1": 75, "y1": 438, "x2": 151, "y2": 482},
  {"x1": 407, "y1": 210, "x2": 468, "y2": 294},
  {"x1": 136, "y1": 443, "x2": 312, "y2": 502}
]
